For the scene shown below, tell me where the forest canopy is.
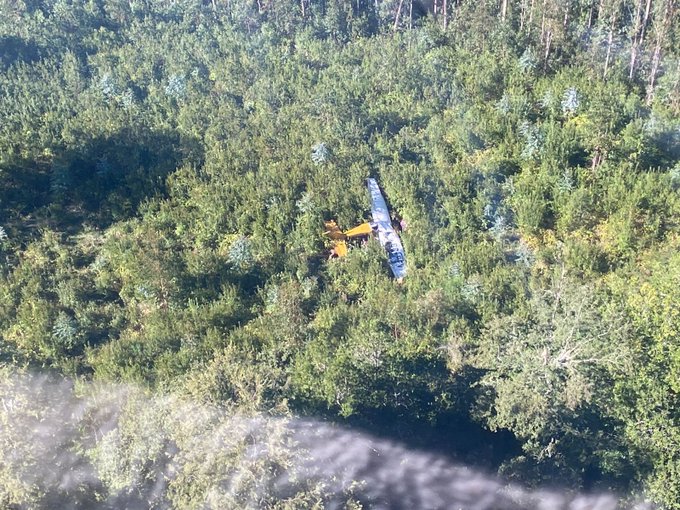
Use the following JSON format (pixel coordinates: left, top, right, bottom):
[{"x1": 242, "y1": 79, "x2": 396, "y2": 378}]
[{"x1": 0, "y1": 0, "x2": 679, "y2": 508}]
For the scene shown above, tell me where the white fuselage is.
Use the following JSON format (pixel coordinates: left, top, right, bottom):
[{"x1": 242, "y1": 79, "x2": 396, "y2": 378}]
[{"x1": 367, "y1": 178, "x2": 407, "y2": 280}]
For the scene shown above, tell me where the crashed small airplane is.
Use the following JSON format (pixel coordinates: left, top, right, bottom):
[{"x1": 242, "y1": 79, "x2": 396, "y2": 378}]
[{"x1": 324, "y1": 178, "x2": 407, "y2": 282}]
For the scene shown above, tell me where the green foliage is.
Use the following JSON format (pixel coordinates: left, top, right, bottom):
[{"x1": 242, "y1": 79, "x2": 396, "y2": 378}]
[
  {"x1": 470, "y1": 273, "x2": 634, "y2": 484},
  {"x1": 608, "y1": 239, "x2": 680, "y2": 508},
  {"x1": 0, "y1": 0, "x2": 679, "y2": 505}
]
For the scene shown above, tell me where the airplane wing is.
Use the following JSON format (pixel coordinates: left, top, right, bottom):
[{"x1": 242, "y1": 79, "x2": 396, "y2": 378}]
[{"x1": 367, "y1": 178, "x2": 407, "y2": 281}]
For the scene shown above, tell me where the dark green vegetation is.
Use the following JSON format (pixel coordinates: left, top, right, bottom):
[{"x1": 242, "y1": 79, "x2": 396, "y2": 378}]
[{"x1": 0, "y1": 0, "x2": 679, "y2": 507}]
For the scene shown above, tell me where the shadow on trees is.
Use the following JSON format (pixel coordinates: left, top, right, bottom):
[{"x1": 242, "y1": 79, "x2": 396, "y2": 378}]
[
  {"x1": 291, "y1": 356, "x2": 636, "y2": 494},
  {"x1": 0, "y1": 35, "x2": 45, "y2": 70},
  {"x1": 345, "y1": 372, "x2": 522, "y2": 472},
  {"x1": 0, "y1": 128, "x2": 201, "y2": 236},
  {"x1": 290, "y1": 356, "x2": 523, "y2": 474}
]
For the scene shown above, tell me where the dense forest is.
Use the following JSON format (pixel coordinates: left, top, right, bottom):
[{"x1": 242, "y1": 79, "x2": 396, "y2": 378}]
[{"x1": 0, "y1": 0, "x2": 679, "y2": 508}]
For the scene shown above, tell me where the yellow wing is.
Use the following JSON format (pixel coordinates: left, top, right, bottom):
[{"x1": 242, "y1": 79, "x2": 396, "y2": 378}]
[
  {"x1": 344, "y1": 222, "x2": 372, "y2": 237},
  {"x1": 324, "y1": 221, "x2": 372, "y2": 258}
]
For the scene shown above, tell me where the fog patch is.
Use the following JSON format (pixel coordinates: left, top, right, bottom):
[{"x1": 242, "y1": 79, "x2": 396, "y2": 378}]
[{"x1": 0, "y1": 369, "x2": 650, "y2": 509}]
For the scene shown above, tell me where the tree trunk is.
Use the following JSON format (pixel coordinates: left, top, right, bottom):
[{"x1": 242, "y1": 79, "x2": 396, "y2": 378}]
[
  {"x1": 603, "y1": 7, "x2": 618, "y2": 79},
  {"x1": 598, "y1": 0, "x2": 605, "y2": 19},
  {"x1": 648, "y1": 41, "x2": 662, "y2": 99},
  {"x1": 394, "y1": 0, "x2": 405, "y2": 31},
  {"x1": 603, "y1": 29, "x2": 613, "y2": 78},
  {"x1": 640, "y1": 0, "x2": 653, "y2": 43},
  {"x1": 629, "y1": 0, "x2": 643, "y2": 79},
  {"x1": 501, "y1": 0, "x2": 508, "y2": 21},
  {"x1": 443, "y1": 0, "x2": 448, "y2": 27},
  {"x1": 629, "y1": 43, "x2": 638, "y2": 80},
  {"x1": 541, "y1": 0, "x2": 548, "y2": 41},
  {"x1": 647, "y1": 0, "x2": 676, "y2": 103},
  {"x1": 591, "y1": 146, "x2": 604, "y2": 170}
]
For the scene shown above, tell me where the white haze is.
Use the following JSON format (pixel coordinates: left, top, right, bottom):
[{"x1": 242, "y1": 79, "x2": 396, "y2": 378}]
[{"x1": 0, "y1": 370, "x2": 651, "y2": 510}]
